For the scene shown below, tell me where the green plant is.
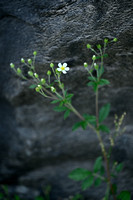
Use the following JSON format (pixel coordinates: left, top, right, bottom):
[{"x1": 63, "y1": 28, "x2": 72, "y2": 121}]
[{"x1": 10, "y1": 38, "x2": 131, "y2": 200}]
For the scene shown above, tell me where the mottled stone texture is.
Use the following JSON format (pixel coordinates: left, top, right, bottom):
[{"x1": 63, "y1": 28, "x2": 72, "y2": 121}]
[{"x1": 0, "y1": 0, "x2": 133, "y2": 199}]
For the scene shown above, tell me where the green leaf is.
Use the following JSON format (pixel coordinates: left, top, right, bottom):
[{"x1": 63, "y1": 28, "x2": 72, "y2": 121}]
[
  {"x1": 54, "y1": 106, "x2": 66, "y2": 112},
  {"x1": 14, "y1": 195, "x2": 21, "y2": 200},
  {"x1": 35, "y1": 197, "x2": 44, "y2": 200},
  {"x1": 64, "y1": 110, "x2": 70, "y2": 119},
  {"x1": 66, "y1": 94, "x2": 74, "y2": 100},
  {"x1": 88, "y1": 76, "x2": 97, "y2": 81},
  {"x1": 117, "y1": 191, "x2": 131, "y2": 200},
  {"x1": 100, "y1": 166, "x2": 105, "y2": 175},
  {"x1": 71, "y1": 194, "x2": 84, "y2": 200},
  {"x1": 82, "y1": 175, "x2": 94, "y2": 190},
  {"x1": 99, "y1": 124, "x2": 110, "y2": 133},
  {"x1": 83, "y1": 114, "x2": 96, "y2": 125},
  {"x1": 87, "y1": 81, "x2": 94, "y2": 87},
  {"x1": 51, "y1": 99, "x2": 61, "y2": 104},
  {"x1": 0, "y1": 193, "x2": 4, "y2": 198},
  {"x1": 72, "y1": 121, "x2": 87, "y2": 131},
  {"x1": 94, "y1": 178, "x2": 102, "y2": 187},
  {"x1": 98, "y1": 79, "x2": 110, "y2": 86},
  {"x1": 99, "y1": 103, "x2": 110, "y2": 123},
  {"x1": 93, "y1": 156, "x2": 103, "y2": 173},
  {"x1": 72, "y1": 122, "x2": 82, "y2": 131},
  {"x1": 98, "y1": 66, "x2": 104, "y2": 77},
  {"x1": 29, "y1": 84, "x2": 37, "y2": 89},
  {"x1": 69, "y1": 168, "x2": 91, "y2": 181},
  {"x1": 115, "y1": 163, "x2": 123, "y2": 173}
]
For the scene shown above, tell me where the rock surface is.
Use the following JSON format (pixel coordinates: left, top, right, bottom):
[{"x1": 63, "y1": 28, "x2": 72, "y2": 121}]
[{"x1": 0, "y1": 0, "x2": 133, "y2": 199}]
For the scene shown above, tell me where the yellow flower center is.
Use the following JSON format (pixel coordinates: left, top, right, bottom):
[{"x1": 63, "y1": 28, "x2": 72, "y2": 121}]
[{"x1": 61, "y1": 66, "x2": 65, "y2": 70}]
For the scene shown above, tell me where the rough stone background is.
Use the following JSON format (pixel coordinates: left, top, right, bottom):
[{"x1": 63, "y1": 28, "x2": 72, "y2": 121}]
[{"x1": 0, "y1": 0, "x2": 133, "y2": 199}]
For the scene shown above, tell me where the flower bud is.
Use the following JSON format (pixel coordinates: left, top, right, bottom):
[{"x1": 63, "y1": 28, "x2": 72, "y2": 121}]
[
  {"x1": 21, "y1": 58, "x2": 25, "y2": 63},
  {"x1": 38, "y1": 85, "x2": 42, "y2": 90},
  {"x1": 28, "y1": 71, "x2": 33, "y2": 76},
  {"x1": 59, "y1": 83, "x2": 64, "y2": 89},
  {"x1": 104, "y1": 38, "x2": 108, "y2": 44},
  {"x1": 94, "y1": 63, "x2": 99, "y2": 70},
  {"x1": 47, "y1": 70, "x2": 51, "y2": 76},
  {"x1": 50, "y1": 63, "x2": 54, "y2": 68},
  {"x1": 34, "y1": 73, "x2": 38, "y2": 78},
  {"x1": 33, "y1": 51, "x2": 37, "y2": 56},
  {"x1": 97, "y1": 44, "x2": 101, "y2": 49},
  {"x1": 17, "y1": 68, "x2": 22, "y2": 74},
  {"x1": 92, "y1": 55, "x2": 96, "y2": 61},
  {"x1": 51, "y1": 86, "x2": 56, "y2": 93},
  {"x1": 84, "y1": 62, "x2": 88, "y2": 68},
  {"x1": 41, "y1": 78, "x2": 46, "y2": 85},
  {"x1": 113, "y1": 38, "x2": 118, "y2": 42},
  {"x1": 10, "y1": 63, "x2": 15, "y2": 68},
  {"x1": 35, "y1": 87, "x2": 40, "y2": 92},
  {"x1": 28, "y1": 59, "x2": 32, "y2": 64},
  {"x1": 87, "y1": 44, "x2": 91, "y2": 49}
]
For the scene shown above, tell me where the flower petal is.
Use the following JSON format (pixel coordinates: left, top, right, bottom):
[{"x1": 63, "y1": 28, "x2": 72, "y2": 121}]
[
  {"x1": 58, "y1": 63, "x2": 62, "y2": 68},
  {"x1": 63, "y1": 63, "x2": 67, "y2": 67},
  {"x1": 65, "y1": 67, "x2": 69, "y2": 71},
  {"x1": 62, "y1": 70, "x2": 67, "y2": 74},
  {"x1": 57, "y1": 68, "x2": 61, "y2": 71}
]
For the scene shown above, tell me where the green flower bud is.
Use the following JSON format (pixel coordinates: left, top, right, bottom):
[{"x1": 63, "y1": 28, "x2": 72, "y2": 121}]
[
  {"x1": 97, "y1": 44, "x2": 101, "y2": 49},
  {"x1": 41, "y1": 78, "x2": 46, "y2": 85},
  {"x1": 33, "y1": 51, "x2": 37, "y2": 56},
  {"x1": 104, "y1": 38, "x2": 108, "y2": 44},
  {"x1": 34, "y1": 73, "x2": 38, "y2": 78},
  {"x1": 35, "y1": 87, "x2": 40, "y2": 92},
  {"x1": 59, "y1": 83, "x2": 64, "y2": 89},
  {"x1": 17, "y1": 68, "x2": 22, "y2": 74},
  {"x1": 10, "y1": 63, "x2": 15, "y2": 68},
  {"x1": 51, "y1": 86, "x2": 56, "y2": 93},
  {"x1": 50, "y1": 63, "x2": 54, "y2": 68},
  {"x1": 87, "y1": 44, "x2": 91, "y2": 49},
  {"x1": 92, "y1": 55, "x2": 96, "y2": 61},
  {"x1": 21, "y1": 58, "x2": 25, "y2": 63},
  {"x1": 94, "y1": 63, "x2": 99, "y2": 70},
  {"x1": 47, "y1": 70, "x2": 51, "y2": 76},
  {"x1": 28, "y1": 71, "x2": 33, "y2": 76},
  {"x1": 84, "y1": 62, "x2": 88, "y2": 68},
  {"x1": 38, "y1": 85, "x2": 42, "y2": 90},
  {"x1": 28, "y1": 59, "x2": 32, "y2": 64},
  {"x1": 113, "y1": 38, "x2": 118, "y2": 42}
]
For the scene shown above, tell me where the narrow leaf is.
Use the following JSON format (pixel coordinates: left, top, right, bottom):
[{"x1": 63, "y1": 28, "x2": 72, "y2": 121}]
[
  {"x1": 88, "y1": 76, "x2": 97, "y2": 81},
  {"x1": 83, "y1": 114, "x2": 96, "y2": 125},
  {"x1": 29, "y1": 84, "x2": 37, "y2": 89},
  {"x1": 51, "y1": 99, "x2": 61, "y2": 104},
  {"x1": 115, "y1": 163, "x2": 123, "y2": 173},
  {"x1": 54, "y1": 106, "x2": 66, "y2": 112},
  {"x1": 99, "y1": 124, "x2": 110, "y2": 133},
  {"x1": 64, "y1": 110, "x2": 70, "y2": 120},
  {"x1": 99, "y1": 103, "x2": 110, "y2": 123},
  {"x1": 69, "y1": 168, "x2": 91, "y2": 181},
  {"x1": 99, "y1": 79, "x2": 110, "y2": 86},
  {"x1": 94, "y1": 178, "x2": 102, "y2": 187},
  {"x1": 117, "y1": 191, "x2": 131, "y2": 200},
  {"x1": 82, "y1": 175, "x2": 94, "y2": 190},
  {"x1": 98, "y1": 66, "x2": 104, "y2": 77},
  {"x1": 93, "y1": 156, "x2": 103, "y2": 173}
]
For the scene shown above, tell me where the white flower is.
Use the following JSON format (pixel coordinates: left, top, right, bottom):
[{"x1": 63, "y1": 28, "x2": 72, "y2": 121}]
[{"x1": 57, "y1": 63, "x2": 69, "y2": 74}]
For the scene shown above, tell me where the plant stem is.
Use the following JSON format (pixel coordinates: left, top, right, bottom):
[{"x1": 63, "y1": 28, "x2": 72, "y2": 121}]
[
  {"x1": 95, "y1": 86, "x2": 117, "y2": 200},
  {"x1": 96, "y1": 87, "x2": 99, "y2": 128}
]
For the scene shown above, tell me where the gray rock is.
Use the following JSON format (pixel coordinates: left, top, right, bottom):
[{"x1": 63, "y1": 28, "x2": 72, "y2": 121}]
[{"x1": 0, "y1": 0, "x2": 133, "y2": 199}]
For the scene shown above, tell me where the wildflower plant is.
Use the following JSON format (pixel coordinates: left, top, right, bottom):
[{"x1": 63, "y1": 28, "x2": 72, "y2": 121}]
[{"x1": 10, "y1": 38, "x2": 131, "y2": 200}]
